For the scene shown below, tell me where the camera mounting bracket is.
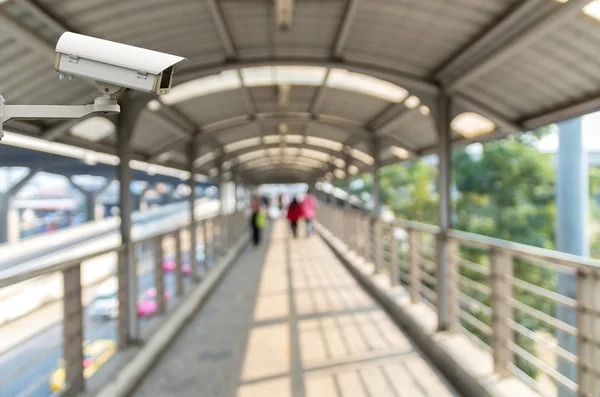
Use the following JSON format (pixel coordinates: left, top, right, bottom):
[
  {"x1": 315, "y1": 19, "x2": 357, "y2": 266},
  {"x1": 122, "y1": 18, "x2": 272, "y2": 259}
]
[{"x1": 0, "y1": 94, "x2": 120, "y2": 141}]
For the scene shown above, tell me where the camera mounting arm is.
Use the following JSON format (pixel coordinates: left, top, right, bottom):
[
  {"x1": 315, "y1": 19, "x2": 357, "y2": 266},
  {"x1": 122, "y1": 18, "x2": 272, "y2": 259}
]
[{"x1": 0, "y1": 94, "x2": 120, "y2": 141}]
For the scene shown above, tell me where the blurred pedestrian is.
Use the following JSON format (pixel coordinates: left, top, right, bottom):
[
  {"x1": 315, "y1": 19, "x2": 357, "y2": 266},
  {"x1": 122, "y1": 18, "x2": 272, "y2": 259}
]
[
  {"x1": 287, "y1": 197, "x2": 303, "y2": 238},
  {"x1": 301, "y1": 189, "x2": 317, "y2": 237},
  {"x1": 250, "y1": 198, "x2": 266, "y2": 246}
]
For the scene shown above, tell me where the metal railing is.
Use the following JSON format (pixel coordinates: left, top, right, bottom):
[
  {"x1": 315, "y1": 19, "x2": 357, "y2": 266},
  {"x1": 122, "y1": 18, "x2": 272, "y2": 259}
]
[
  {"x1": 317, "y1": 202, "x2": 598, "y2": 397},
  {"x1": 0, "y1": 208, "x2": 248, "y2": 397}
]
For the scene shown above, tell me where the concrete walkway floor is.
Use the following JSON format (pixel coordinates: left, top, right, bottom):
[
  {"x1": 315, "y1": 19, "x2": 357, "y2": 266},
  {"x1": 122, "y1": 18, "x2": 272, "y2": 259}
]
[{"x1": 132, "y1": 220, "x2": 461, "y2": 397}]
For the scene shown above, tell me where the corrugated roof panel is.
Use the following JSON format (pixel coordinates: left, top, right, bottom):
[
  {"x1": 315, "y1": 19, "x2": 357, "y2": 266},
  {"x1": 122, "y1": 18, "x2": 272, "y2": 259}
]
[
  {"x1": 176, "y1": 91, "x2": 248, "y2": 126},
  {"x1": 221, "y1": 1, "x2": 270, "y2": 56},
  {"x1": 319, "y1": 88, "x2": 390, "y2": 125},
  {"x1": 273, "y1": 0, "x2": 344, "y2": 58}
]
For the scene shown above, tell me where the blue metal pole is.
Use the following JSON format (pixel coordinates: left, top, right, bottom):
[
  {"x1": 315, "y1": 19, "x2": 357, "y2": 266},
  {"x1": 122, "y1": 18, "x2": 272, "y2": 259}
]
[{"x1": 556, "y1": 117, "x2": 588, "y2": 397}]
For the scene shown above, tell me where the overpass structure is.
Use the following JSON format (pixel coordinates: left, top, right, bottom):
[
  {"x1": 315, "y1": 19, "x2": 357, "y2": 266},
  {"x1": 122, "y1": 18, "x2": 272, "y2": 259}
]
[{"x1": 1, "y1": 1, "x2": 600, "y2": 397}]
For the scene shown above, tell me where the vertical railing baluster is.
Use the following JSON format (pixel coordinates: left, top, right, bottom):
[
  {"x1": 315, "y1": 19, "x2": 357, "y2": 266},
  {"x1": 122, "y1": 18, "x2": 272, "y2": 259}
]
[
  {"x1": 175, "y1": 229, "x2": 183, "y2": 297},
  {"x1": 577, "y1": 268, "x2": 596, "y2": 395},
  {"x1": 389, "y1": 223, "x2": 398, "y2": 286},
  {"x1": 490, "y1": 247, "x2": 513, "y2": 377},
  {"x1": 154, "y1": 237, "x2": 165, "y2": 314},
  {"x1": 374, "y1": 219, "x2": 383, "y2": 273},
  {"x1": 363, "y1": 216, "x2": 371, "y2": 262},
  {"x1": 202, "y1": 218, "x2": 209, "y2": 272},
  {"x1": 408, "y1": 229, "x2": 421, "y2": 303},
  {"x1": 63, "y1": 263, "x2": 84, "y2": 395},
  {"x1": 447, "y1": 238, "x2": 459, "y2": 331},
  {"x1": 117, "y1": 246, "x2": 138, "y2": 346}
]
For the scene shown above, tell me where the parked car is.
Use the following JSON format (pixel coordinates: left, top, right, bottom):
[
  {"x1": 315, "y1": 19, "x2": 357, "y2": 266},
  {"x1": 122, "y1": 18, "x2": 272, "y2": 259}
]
[
  {"x1": 89, "y1": 295, "x2": 118, "y2": 320},
  {"x1": 88, "y1": 278, "x2": 118, "y2": 320},
  {"x1": 50, "y1": 340, "x2": 117, "y2": 391},
  {"x1": 137, "y1": 288, "x2": 170, "y2": 317}
]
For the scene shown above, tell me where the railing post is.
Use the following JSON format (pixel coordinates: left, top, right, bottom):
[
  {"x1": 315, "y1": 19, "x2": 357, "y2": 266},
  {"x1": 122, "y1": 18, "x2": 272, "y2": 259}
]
[
  {"x1": 389, "y1": 223, "x2": 398, "y2": 286},
  {"x1": 374, "y1": 220, "x2": 383, "y2": 273},
  {"x1": 490, "y1": 247, "x2": 513, "y2": 377},
  {"x1": 447, "y1": 238, "x2": 459, "y2": 331},
  {"x1": 62, "y1": 264, "x2": 84, "y2": 395},
  {"x1": 117, "y1": 247, "x2": 138, "y2": 346},
  {"x1": 408, "y1": 229, "x2": 421, "y2": 303},
  {"x1": 576, "y1": 268, "x2": 598, "y2": 395},
  {"x1": 154, "y1": 237, "x2": 165, "y2": 314},
  {"x1": 202, "y1": 218, "x2": 209, "y2": 270},
  {"x1": 175, "y1": 230, "x2": 183, "y2": 297},
  {"x1": 363, "y1": 216, "x2": 371, "y2": 261},
  {"x1": 189, "y1": 217, "x2": 198, "y2": 283},
  {"x1": 213, "y1": 215, "x2": 221, "y2": 257}
]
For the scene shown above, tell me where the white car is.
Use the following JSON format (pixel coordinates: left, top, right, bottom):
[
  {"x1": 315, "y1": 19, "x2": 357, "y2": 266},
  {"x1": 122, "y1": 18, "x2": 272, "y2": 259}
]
[
  {"x1": 88, "y1": 295, "x2": 118, "y2": 320},
  {"x1": 88, "y1": 278, "x2": 119, "y2": 320}
]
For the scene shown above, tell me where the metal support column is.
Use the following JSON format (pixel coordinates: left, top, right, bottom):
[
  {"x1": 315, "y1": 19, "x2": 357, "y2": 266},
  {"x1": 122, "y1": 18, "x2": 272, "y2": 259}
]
[
  {"x1": 556, "y1": 117, "x2": 588, "y2": 397},
  {"x1": 69, "y1": 178, "x2": 96, "y2": 222},
  {"x1": 62, "y1": 264, "x2": 84, "y2": 396},
  {"x1": 188, "y1": 144, "x2": 198, "y2": 281},
  {"x1": 0, "y1": 170, "x2": 38, "y2": 244},
  {"x1": 116, "y1": 96, "x2": 144, "y2": 346},
  {"x1": 175, "y1": 230, "x2": 184, "y2": 297},
  {"x1": 372, "y1": 140, "x2": 381, "y2": 217},
  {"x1": 435, "y1": 94, "x2": 452, "y2": 331}
]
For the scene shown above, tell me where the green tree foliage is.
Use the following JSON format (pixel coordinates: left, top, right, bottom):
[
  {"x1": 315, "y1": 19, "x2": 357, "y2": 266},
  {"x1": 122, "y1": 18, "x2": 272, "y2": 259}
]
[
  {"x1": 341, "y1": 131, "x2": 556, "y2": 379},
  {"x1": 453, "y1": 133, "x2": 556, "y2": 379}
]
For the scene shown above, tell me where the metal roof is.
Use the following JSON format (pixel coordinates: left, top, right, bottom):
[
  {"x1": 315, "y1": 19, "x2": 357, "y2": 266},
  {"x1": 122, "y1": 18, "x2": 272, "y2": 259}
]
[{"x1": 1, "y1": 0, "x2": 599, "y2": 184}]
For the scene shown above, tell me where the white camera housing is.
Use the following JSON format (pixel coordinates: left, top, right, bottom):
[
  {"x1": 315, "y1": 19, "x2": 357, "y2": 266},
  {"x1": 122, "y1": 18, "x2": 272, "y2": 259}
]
[{"x1": 55, "y1": 32, "x2": 187, "y2": 95}]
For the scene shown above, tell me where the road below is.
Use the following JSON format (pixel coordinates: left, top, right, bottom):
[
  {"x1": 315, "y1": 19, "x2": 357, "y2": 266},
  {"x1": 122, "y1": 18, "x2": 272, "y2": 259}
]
[{"x1": 0, "y1": 269, "x2": 180, "y2": 397}]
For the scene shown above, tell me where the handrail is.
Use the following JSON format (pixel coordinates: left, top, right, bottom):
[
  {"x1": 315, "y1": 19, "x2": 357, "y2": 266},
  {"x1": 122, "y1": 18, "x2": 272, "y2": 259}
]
[
  {"x1": 316, "y1": 199, "x2": 597, "y2": 395},
  {"x1": 0, "y1": 203, "x2": 219, "y2": 288}
]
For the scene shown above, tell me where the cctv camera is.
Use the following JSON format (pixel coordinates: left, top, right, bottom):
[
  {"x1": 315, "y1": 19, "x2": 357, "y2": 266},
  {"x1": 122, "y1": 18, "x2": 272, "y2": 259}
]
[{"x1": 55, "y1": 32, "x2": 187, "y2": 95}]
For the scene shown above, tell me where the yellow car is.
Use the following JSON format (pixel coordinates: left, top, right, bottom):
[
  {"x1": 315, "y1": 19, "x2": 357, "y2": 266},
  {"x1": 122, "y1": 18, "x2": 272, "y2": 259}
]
[{"x1": 50, "y1": 339, "x2": 117, "y2": 391}]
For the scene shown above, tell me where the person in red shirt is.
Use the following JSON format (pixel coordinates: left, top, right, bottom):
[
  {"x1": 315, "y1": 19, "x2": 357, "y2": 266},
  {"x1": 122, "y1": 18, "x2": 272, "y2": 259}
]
[{"x1": 286, "y1": 197, "x2": 303, "y2": 238}]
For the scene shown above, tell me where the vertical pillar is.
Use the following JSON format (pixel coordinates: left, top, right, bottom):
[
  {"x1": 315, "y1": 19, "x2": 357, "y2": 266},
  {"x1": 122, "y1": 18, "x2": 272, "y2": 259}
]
[
  {"x1": 202, "y1": 219, "x2": 209, "y2": 269},
  {"x1": 372, "y1": 140, "x2": 381, "y2": 217},
  {"x1": 175, "y1": 230, "x2": 184, "y2": 297},
  {"x1": 0, "y1": 193, "x2": 8, "y2": 244},
  {"x1": 408, "y1": 229, "x2": 421, "y2": 303},
  {"x1": 188, "y1": 143, "x2": 198, "y2": 281},
  {"x1": 374, "y1": 219, "x2": 383, "y2": 273},
  {"x1": 116, "y1": 96, "x2": 143, "y2": 346},
  {"x1": 491, "y1": 248, "x2": 513, "y2": 377},
  {"x1": 62, "y1": 264, "x2": 84, "y2": 395},
  {"x1": 576, "y1": 268, "x2": 599, "y2": 395},
  {"x1": 556, "y1": 117, "x2": 588, "y2": 397},
  {"x1": 389, "y1": 224, "x2": 398, "y2": 286},
  {"x1": 154, "y1": 237, "x2": 165, "y2": 314},
  {"x1": 0, "y1": 170, "x2": 38, "y2": 244},
  {"x1": 435, "y1": 94, "x2": 452, "y2": 331}
]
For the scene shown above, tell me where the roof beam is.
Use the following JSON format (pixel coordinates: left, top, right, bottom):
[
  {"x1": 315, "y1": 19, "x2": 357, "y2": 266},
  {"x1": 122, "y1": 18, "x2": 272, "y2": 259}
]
[
  {"x1": 41, "y1": 119, "x2": 83, "y2": 141},
  {"x1": 453, "y1": 94, "x2": 522, "y2": 134},
  {"x1": 0, "y1": 8, "x2": 55, "y2": 62},
  {"x1": 157, "y1": 106, "x2": 197, "y2": 134},
  {"x1": 309, "y1": 69, "x2": 331, "y2": 115},
  {"x1": 367, "y1": 103, "x2": 406, "y2": 131},
  {"x1": 175, "y1": 59, "x2": 439, "y2": 98},
  {"x1": 332, "y1": 0, "x2": 361, "y2": 58},
  {"x1": 205, "y1": 0, "x2": 237, "y2": 59},
  {"x1": 446, "y1": 0, "x2": 590, "y2": 91},
  {"x1": 371, "y1": 106, "x2": 419, "y2": 151},
  {"x1": 237, "y1": 70, "x2": 257, "y2": 117},
  {"x1": 523, "y1": 94, "x2": 600, "y2": 130},
  {"x1": 436, "y1": 0, "x2": 545, "y2": 81}
]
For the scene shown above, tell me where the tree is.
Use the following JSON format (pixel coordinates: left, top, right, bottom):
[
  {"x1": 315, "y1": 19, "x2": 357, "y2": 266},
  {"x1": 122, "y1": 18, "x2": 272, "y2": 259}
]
[{"x1": 453, "y1": 132, "x2": 556, "y2": 379}]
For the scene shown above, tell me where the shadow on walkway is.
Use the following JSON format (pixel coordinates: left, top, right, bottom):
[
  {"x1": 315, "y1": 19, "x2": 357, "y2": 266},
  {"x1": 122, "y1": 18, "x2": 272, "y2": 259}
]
[{"x1": 133, "y1": 220, "x2": 461, "y2": 397}]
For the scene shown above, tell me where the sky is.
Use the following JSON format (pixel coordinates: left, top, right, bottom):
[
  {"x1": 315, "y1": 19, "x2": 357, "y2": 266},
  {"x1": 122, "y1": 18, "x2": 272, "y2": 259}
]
[{"x1": 536, "y1": 112, "x2": 600, "y2": 153}]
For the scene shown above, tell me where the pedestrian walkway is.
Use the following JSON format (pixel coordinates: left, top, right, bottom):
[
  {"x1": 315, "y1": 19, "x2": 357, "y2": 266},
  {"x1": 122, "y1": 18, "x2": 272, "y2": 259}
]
[{"x1": 132, "y1": 220, "x2": 461, "y2": 397}]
